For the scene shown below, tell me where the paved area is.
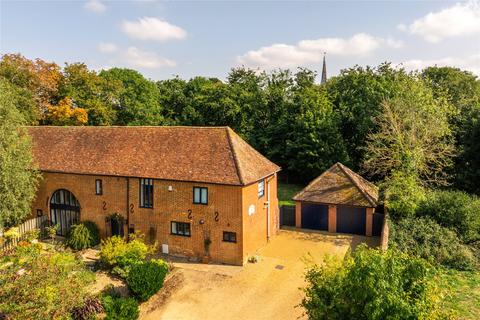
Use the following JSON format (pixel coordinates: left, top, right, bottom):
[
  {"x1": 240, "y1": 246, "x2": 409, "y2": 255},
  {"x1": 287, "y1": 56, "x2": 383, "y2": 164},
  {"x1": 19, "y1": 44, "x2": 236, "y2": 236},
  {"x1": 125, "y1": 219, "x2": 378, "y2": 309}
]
[{"x1": 142, "y1": 229, "x2": 379, "y2": 320}]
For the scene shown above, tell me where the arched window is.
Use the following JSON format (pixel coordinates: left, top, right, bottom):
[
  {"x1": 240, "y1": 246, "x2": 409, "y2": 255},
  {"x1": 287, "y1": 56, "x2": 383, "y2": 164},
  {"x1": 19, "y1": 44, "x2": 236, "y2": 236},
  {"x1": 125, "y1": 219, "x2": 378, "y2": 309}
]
[{"x1": 50, "y1": 189, "x2": 80, "y2": 236}]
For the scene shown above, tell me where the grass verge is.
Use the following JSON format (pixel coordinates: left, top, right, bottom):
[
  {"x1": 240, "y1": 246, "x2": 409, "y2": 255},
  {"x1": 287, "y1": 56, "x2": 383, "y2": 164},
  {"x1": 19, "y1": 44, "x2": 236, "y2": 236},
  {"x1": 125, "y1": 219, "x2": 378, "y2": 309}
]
[
  {"x1": 278, "y1": 182, "x2": 303, "y2": 207},
  {"x1": 439, "y1": 269, "x2": 480, "y2": 319}
]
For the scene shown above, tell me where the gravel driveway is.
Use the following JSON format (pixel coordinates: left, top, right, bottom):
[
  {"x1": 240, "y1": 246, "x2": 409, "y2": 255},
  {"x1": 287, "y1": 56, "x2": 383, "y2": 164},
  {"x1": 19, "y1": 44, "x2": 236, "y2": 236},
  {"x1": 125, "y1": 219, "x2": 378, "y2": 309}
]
[{"x1": 142, "y1": 229, "x2": 379, "y2": 320}]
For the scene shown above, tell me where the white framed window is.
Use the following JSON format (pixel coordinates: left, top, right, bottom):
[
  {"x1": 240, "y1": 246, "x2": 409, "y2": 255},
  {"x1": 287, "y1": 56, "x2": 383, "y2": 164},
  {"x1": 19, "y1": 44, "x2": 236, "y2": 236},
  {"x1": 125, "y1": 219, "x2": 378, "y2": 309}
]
[
  {"x1": 258, "y1": 180, "x2": 265, "y2": 198},
  {"x1": 171, "y1": 221, "x2": 191, "y2": 237},
  {"x1": 193, "y1": 187, "x2": 208, "y2": 204}
]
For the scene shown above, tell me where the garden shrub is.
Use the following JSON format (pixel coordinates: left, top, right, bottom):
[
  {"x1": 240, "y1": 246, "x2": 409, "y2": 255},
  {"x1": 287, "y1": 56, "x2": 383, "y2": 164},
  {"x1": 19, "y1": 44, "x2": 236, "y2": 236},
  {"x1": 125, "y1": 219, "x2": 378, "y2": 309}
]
[
  {"x1": 67, "y1": 221, "x2": 100, "y2": 250},
  {"x1": 381, "y1": 171, "x2": 426, "y2": 219},
  {"x1": 127, "y1": 259, "x2": 169, "y2": 301},
  {"x1": 83, "y1": 220, "x2": 100, "y2": 245},
  {"x1": 416, "y1": 190, "x2": 480, "y2": 243},
  {"x1": 13, "y1": 242, "x2": 42, "y2": 262},
  {"x1": 302, "y1": 245, "x2": 450, "y2": 320},
  {"x1": 0, "y1": 245, "x2": 95, "y2": 320},
  {"x1": 390, "y1": 217, "x2": 477, "y2": 270},
  {"x1": 71, "y1": 297, "x2": 104, "y2": 320},
  {"x1": 102, "y1": 295, "x2": 139, "y2": 320},
  {"x1": 99, "y1": 236, "x2": 150, "y2": 277}
]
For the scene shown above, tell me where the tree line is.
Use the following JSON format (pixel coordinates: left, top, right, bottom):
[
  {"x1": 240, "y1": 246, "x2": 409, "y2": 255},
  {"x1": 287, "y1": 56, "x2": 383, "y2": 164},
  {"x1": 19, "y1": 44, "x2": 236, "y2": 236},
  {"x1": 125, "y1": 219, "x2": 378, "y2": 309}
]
[{"x1": 1, "y1": 53, "x2": 479, "y2": 192}]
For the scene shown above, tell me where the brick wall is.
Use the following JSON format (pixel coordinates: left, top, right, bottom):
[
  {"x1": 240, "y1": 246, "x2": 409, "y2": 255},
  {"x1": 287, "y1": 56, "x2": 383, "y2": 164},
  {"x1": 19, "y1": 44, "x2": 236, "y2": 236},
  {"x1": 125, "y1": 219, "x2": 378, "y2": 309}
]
[
  {"x1": 31, "y1": 173, "x2": 127, "y2": 237},
  {"x1": 31, "y1": 171, "x2": 279, "y2": 265},
  {"x1": 241, "y1": 173, "x2": 278, "y2": 262}
]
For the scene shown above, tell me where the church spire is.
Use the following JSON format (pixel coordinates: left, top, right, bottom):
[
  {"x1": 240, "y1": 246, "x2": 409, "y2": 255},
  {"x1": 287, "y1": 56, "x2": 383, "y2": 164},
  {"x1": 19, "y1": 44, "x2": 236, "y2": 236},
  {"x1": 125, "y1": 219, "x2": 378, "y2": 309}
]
[{"x1": 321, "y1": 52, "x2": 327, "y2": 84}]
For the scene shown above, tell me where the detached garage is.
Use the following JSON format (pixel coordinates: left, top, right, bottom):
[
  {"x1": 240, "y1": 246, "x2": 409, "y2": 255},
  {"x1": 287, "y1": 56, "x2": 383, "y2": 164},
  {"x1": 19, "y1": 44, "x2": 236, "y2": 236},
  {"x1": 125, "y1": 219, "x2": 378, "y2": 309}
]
[{"x1": 293, "y1": 163, "x2": 380, "y2": 236}]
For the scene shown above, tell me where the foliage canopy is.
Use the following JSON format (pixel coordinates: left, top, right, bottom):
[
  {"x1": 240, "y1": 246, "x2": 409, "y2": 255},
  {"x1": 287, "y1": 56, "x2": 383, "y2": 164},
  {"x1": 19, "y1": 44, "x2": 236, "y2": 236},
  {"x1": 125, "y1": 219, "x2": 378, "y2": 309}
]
[{"x1": 0, "y1": 79, "x2": 40, "y2": 228}]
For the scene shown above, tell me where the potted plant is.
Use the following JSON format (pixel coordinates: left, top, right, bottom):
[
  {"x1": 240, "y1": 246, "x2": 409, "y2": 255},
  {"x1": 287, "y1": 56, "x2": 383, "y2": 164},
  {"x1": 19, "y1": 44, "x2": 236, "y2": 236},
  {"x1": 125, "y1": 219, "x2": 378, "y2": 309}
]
[{"x1": 202, "y1": 237, "x2": 212, "y2": 264}]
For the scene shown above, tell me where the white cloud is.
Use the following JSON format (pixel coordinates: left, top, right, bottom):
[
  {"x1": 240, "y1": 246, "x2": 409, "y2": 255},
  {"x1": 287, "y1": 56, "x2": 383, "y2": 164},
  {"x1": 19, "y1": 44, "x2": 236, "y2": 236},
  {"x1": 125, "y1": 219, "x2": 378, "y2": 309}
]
[
  {"x1": 98, "y1": 42, "x2": 118, "y2": 53},
  {"x1": 121, "y1": 17, "x2": 187, "y2": 42},
  {"x1": 399, "y1": 54, "x2": 480, "y2": 75},
  {"x1": 84, "y1": 0, "x2": 106, "y2": 14},
  {"x1": 122, "y1": 47, "x2": 176, "y2": 69},
  {"x1": 237, "y1": 33, "x2": 403, "y2": 69},
  {"x1": 399, "y1": 0, "x2": 480, "y2": 42}
]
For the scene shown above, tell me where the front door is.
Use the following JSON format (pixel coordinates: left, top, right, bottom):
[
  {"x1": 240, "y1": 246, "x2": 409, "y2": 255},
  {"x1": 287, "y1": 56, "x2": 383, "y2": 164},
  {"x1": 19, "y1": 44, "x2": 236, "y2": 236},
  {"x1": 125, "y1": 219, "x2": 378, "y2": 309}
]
[{"x1": 50, "y1": 189, "x2": 80, "y2": 236}]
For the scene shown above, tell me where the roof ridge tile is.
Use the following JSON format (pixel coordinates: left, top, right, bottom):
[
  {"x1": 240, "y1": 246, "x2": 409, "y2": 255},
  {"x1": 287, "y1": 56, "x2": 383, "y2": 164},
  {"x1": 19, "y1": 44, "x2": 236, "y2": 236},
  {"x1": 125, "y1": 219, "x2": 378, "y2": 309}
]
[{"x1": 225, "y1": 127, "x2": 245, "y2": 185}]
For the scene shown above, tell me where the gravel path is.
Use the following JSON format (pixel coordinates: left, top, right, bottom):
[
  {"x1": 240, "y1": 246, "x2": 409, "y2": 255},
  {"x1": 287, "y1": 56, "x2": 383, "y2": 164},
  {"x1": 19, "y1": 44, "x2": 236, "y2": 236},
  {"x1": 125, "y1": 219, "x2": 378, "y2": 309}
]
[{"x1": 142, "y1": 229, "x2": 379, "y2": 320}]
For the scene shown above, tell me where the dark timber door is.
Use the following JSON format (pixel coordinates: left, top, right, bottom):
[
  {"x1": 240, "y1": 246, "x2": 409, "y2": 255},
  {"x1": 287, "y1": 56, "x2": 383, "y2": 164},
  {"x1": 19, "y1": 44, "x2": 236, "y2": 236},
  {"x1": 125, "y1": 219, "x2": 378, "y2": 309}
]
[
  {"x1": 301, "y1": 203, "x2": 328, "y2": 231},
  {"x1": 372, "y1": 213, "x2": 384, "y2": 236},
  {"x1": 336, "y1": 206, "x2": 366, "y2": 235},
  {"x1": 50, "y1": 189, "x2": 80, "y2": 236}
]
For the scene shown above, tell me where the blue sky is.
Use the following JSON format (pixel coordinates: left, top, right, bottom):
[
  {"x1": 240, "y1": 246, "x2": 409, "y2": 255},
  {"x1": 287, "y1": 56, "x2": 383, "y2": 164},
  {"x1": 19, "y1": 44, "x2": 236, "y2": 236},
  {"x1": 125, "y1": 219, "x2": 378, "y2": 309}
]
[{"x1": 1, "y1": 0, "x2": 479, "y2": 80}]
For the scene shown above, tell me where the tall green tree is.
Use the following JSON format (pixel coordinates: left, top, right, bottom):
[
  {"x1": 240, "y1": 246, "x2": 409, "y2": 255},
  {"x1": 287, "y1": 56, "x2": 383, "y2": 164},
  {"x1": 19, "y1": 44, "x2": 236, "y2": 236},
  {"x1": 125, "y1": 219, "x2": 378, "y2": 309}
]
[
  {"x1": 99, "y1": 68, "x2": 163, "y2": 125},
  {"x1": 284, "y1": 69, "x2": 348, "y2": 181},
  {"x1": 0, "y1": 80, "x2": 40, "y2": 228},
  {"x1": 422, "y1": 67, "x2": 480, "y2": 194},
  {"x1": 182, "y1": 76, "x2": 240, "y2": 128},
  {"x1": 227, "y1": 68, "x2": 267, "y2": 140},
  {"x1": 0, "y1": 78, "x2": 37, "y2": 124},
  {"x1": 457, "y1": 114, "x2": 480, "y2": 194},
  {"x1": 363, "y1": 75, "x2": 454, "y2": 186},
  {"x1": 250, "y1": 69, "x2": 294, "y2": 169},
  {"x1": 60, "y1": 63, "x2": 123, "y2": 125},
  {"x1": 327, "y1": 63, "x2": 414, "y2": 170},
  {"x1": 156, "y1": 77, "x2": 188, "y2": 125}
]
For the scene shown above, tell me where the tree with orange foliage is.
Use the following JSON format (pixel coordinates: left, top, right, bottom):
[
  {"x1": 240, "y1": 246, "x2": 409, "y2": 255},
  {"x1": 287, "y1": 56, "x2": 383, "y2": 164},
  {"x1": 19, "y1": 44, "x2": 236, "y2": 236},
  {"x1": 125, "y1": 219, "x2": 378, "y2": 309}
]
[
  {"x1": 46, "y1": 97, "x2": 88, "y2": 126},
  {"x1": 0, "y1": 53, "x2": 62, "y2": 121}
]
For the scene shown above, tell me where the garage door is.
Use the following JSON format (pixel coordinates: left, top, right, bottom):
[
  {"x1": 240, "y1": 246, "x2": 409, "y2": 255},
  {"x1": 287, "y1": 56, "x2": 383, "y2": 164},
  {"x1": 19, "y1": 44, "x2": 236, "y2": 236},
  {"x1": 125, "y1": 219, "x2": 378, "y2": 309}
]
[
  {"x1": 336, "y1": 206, "x2": 366, "y2": 235},
  {"x1": 301, "y1": 203, "x2": 328, "y2": 231}
]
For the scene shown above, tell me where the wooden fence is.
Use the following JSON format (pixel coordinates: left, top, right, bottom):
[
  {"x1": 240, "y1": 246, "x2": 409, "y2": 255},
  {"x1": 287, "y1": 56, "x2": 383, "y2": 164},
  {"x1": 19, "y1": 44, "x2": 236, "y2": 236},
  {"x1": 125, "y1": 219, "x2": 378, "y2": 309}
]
[
  {"x1": 280, "y1": 205, "x2": 296, "y2": 227},
  {"x1": 0, "y1": 215, "x2": 48, "y2": 254}
]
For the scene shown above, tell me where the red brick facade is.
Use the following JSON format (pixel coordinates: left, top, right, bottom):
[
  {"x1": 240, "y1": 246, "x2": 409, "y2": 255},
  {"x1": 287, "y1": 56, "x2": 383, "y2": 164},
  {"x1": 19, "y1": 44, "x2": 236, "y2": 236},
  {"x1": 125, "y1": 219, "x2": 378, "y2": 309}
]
[{"x1": 31, "y1": 171, "x2": 278, "y2": 265}]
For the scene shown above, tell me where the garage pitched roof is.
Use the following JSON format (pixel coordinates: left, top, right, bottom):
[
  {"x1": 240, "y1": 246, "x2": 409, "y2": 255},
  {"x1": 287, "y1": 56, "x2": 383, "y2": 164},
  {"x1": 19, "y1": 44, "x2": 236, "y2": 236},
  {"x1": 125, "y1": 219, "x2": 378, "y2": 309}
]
[
  {"x1": 293, "y1": 163, "x2": 378, "y2": 207},
  {"x1": 27, "y1": 126, "x2": 280, "y2": 186}
]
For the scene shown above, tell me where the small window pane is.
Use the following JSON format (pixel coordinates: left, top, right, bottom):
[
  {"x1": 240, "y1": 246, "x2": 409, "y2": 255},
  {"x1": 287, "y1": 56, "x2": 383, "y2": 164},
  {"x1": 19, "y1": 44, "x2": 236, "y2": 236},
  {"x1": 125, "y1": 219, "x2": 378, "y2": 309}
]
[
  {"x1": 96, "y1": 180, "x2": 102, "y2": 195},
  {"x1": 193, "y1": 187, "x2": 208, "y2": 204},
  {"x1": 171, "y1": 221, "x2": 190, "y2": 237},
  {"x1": 194, "y1": 188, "x2": 201, "y2": 203},
  {"x1": 223, "y1": 231, "x2": 237, "y2": 243},
  {"x1": 258, "y1": 180, "x2": 265, "y2": 198},
  {"x1": 140, "y1": 178, "x2": 153, "y2": 208}
]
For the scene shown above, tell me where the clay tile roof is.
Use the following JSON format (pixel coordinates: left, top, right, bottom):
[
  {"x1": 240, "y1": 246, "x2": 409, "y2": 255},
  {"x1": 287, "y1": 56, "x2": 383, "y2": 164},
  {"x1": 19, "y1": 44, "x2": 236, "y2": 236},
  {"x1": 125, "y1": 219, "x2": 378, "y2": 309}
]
[
  {"x1": 293, "y1": 162, "x2": 378, "y2": 207},
  {"x1": 27, "y1": 126, "x2": 280, "y2": 186}
]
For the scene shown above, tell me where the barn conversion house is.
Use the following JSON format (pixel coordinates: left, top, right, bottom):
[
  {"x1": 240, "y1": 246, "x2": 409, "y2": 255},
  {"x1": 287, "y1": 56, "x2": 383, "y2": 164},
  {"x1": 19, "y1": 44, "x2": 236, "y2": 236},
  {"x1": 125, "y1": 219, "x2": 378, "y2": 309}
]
[
  {"x1": 28, "y1": 126, "x2": 280, "y2": 265},
  {"x1": 293, "y1": 163, "x2": 382, "y2": 236}
]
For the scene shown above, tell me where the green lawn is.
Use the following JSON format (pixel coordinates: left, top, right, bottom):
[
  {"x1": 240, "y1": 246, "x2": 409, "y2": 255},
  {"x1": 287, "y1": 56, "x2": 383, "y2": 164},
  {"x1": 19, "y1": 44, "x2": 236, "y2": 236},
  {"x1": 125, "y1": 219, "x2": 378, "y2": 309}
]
[
  {"x1": 278, "y1": 182, "x2": 304, "y2": 207},
  {"x1": 439, "y1": 270, "x2": 480, "y2": 319}
]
